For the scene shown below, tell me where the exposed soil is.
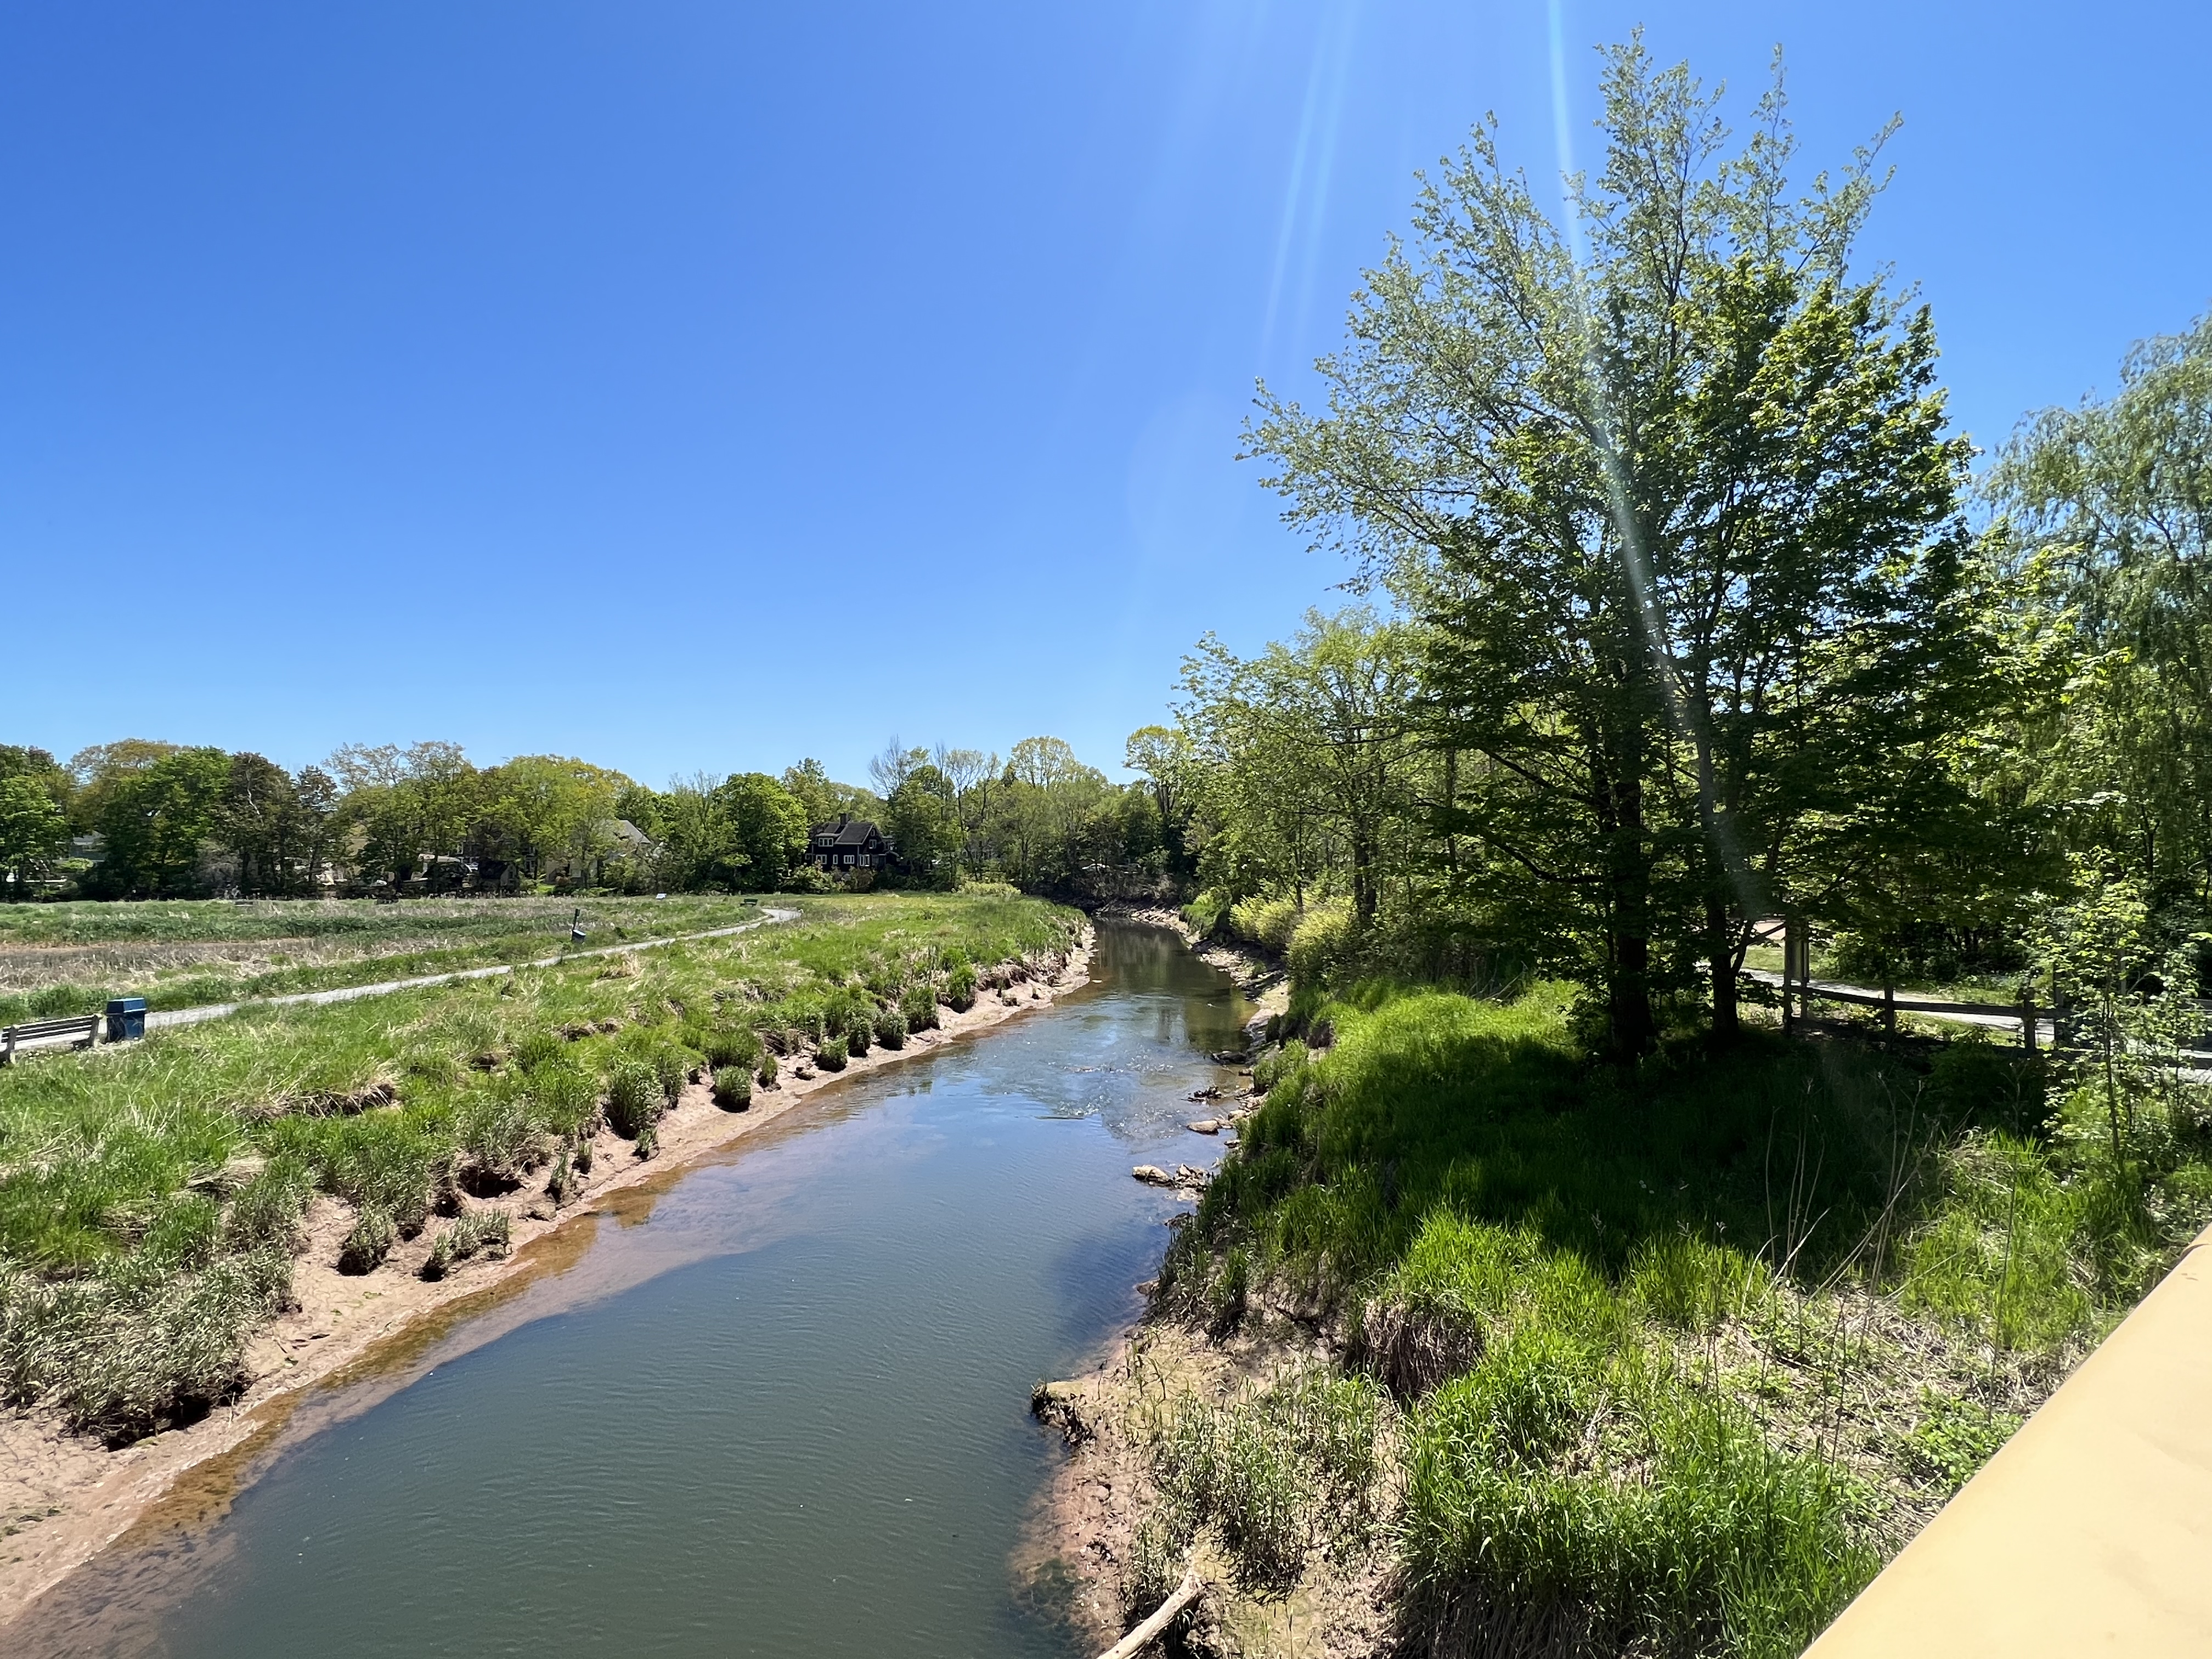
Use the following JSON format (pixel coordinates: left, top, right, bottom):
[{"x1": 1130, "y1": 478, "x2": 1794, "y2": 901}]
[
  {"x1": 1019, "y1": 1316, "x2": 1396, "y2": 1659},
  {"x1": 0, "y1": 929, "x2": 1094, "y2": 1632}
]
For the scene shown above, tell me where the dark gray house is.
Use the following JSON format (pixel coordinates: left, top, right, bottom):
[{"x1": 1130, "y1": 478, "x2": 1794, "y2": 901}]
[{"x1": 810, "y1": 815, "x2": 894, "y2": 872}]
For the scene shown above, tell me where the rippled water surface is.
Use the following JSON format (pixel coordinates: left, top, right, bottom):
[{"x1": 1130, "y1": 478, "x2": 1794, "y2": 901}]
[{"x1": 22, "y1": 922, "x2": 1247, "y2": 1658}]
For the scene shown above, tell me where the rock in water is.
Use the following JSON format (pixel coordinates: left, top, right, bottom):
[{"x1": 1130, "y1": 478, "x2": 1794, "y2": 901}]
[
  {"x1": 1132, "y1": 1165, "x2": 1178, "y2": 1187},
  {"x1": 1186, "y1": 1119, "x2": 1222, "y2": 1134}
]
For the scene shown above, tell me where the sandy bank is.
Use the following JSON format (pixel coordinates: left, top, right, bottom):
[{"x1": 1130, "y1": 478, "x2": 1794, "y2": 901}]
[{"x1": 0, "y1": 927, "x2": 1094, "y2": 1633}]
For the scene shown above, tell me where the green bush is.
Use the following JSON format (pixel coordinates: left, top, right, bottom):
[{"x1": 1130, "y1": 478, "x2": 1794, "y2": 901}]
[
  {"x1": 1183, "y1": 888, "x2": 1234, "y2": 939},
  {"x1": 757, "y1": 1051, "x2": 780, "y2": 1089},
  {"x1": 528, "y1": 1062, "x2": 600, "y2": 1139},
  {"x1": 605, "y1": 1058, "x2": 662, "y2": 1139},
  {"x1": 634, "y1": 1120, "x2": 659, "y2": 1159},
  {"x1": 1228, "y1": 894, "x2": 1301, "y2": 953},
  {"x1": 874, "y1": 1009, "x2": 907, "y2": 1050},
  {"x1": 1288, "y1": 899, "x2": 1357, "y2": 984},
  {"x1": 456, "y1": 1090, "x2": 550, "y2": 1184},
  {"x1": 311, "y1": 1117, "x2": 448, "y2": 1237},
  {"x1": 1927, "y1": 1035, "x2": 2046, "y2": 1133},
  {"x1": 816, "y1": 1037, "x2": 848, "y2": 1073},
  {"x1": 0, "y1": 1246, "x2": 292, "y2": 1442},
  {"x1": 845, "y1": 1016, "x2": 872, "y2": 1057},
  {"x1": 1149, "y1": 1366, "x2": 1383, "y2": 1596},
  {"x1": 222, "y1": 1156, "x2": 316, "y2": 1254},
  {"x1": 421, "y1": 1210, "x2": 512, "y2": 1281},
  {"x1": 944, "y1": 963, "x2": 978, "y2": 1012},
  {"x1": 337, "y1": 1208, "x2": 397, "y2": 1275},
  {"x1": 1402, "y1": 1348, "x2": 1873, "y2": 1657},
  {"x1": 512, "y1": 1029, "x2": 565, "y2": 1073},
  {"x1": 704, "y1": 1026, "x2": 762, "y2": 1073},
  {"x1": 712, "y1": 1066, "x2": 752, "y2": 1110},
  {"x1": 900, "y1": 984, "x2": 939, "y2": 1031}
]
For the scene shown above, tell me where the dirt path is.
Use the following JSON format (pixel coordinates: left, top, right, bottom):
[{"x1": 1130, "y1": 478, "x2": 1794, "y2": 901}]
[{"x1": 0, "y1": 926, "x2": 1092, "y2": 1633}]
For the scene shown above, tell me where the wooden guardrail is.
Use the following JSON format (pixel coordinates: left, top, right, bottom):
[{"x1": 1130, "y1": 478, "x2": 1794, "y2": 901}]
[{"x1": 1781, "y1": 978, "x2": 2045, "y2": 1047}]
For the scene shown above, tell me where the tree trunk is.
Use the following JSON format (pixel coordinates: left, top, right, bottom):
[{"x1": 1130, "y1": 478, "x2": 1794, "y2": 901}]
[
  {"x1": 1605, "y1": 754, "x2": 1656, "y2": 1060},
  {"x1": 1707, "y1": 891, "x2": 1739, "y2": 1042}
]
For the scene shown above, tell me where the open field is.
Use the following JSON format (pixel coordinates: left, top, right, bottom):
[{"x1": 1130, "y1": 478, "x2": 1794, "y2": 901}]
[
  {"x1": 0, "y1": 896, "x2": 788, "y2": 1024},
  {"x1": 1040, "y1": 978, "x2": 2212, "y2": 1658},
  {"x1": 0, "y1": 891, "x2": 1084, "y2": 1452}
]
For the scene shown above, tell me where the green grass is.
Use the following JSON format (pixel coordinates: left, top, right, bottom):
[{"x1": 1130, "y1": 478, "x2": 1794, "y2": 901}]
[
  {"x1": 0, "y1": 893, "x2": 1081, "y2": 1440},
  {"x1": 0, "y1": 895, "x2": 781, "y2": 1023},
  {"x1": 1155, "y1": 982, "x2": 2212, "y2": 1656}
]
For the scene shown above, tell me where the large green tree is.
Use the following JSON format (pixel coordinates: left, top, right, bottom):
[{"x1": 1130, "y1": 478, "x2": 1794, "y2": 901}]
[
  {"x1": 1990, "y1": 310, "x2": 2212, "y2": 909},
  {"x1": 1250, "y1": 42, "x2": 2025, "y2": 1051},
  {"x1": 91, "y1": 747, "x2": 230, "y2": 897},
  {"x1": 883, "y1": 765, "x2": 961, "y2": 888},
  {"x1": 0, "y1": 776, "x2": 70, "y2": 898}
]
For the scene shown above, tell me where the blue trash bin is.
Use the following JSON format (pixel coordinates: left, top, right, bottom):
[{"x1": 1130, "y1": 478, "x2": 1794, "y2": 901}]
[{"x1": 105, "y1": 997, "x2": 146, "y2": 1042}]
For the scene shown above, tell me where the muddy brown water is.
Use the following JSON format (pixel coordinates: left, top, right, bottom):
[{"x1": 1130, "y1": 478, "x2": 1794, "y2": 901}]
[{"x1": 15, "y1": 922, "x2": 1249, "y2": 1658}]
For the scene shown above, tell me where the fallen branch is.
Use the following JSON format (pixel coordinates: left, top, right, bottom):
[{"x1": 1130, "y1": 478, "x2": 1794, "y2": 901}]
[{"x1": 1097, "y1": 1561, "x2": 1203, "y2": 1659}]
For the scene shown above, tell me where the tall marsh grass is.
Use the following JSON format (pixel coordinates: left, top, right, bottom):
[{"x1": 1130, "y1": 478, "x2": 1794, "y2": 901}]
[
  {"x1": 1153, "y1": 980, "x2": 2212, "y2": 1655},
  {"x1": 0, "y1": 893, "x2": 1082, "y2": 1439}
]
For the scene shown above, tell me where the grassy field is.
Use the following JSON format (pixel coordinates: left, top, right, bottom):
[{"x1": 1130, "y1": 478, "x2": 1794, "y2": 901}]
[
  {"x1": 1137, "y1": 983, "x2": 2212, "y2": 1657},
  {"x1": 0, "y1": 895, "x2": 779, "y2": 1023},
  {"x1": 0, "y1": 892, "x2": 1082, "y2": 1443}
]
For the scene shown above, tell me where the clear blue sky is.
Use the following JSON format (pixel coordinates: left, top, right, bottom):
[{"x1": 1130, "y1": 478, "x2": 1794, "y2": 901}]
[{"x1": 5, "y1": 2, "x2": 2206, "y2": 788}]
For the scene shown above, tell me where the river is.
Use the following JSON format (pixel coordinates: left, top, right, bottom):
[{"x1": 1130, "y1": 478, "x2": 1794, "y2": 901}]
[{"x1": 18, "y1": 921, "x2": 1249, "y2": 1658}]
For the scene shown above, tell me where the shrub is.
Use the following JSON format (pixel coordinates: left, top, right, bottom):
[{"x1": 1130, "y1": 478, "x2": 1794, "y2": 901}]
[
  {"x1": 900, "y1": 984, "x2": 939, "y2": 1031},
  {"x1": 944, "y1": 963, "x2": 978, "y2": 1013},
  {"x1": 1927, "y1": 1036, "x2": 2046, "y2": 1133},
  {"x1": 1401, "y1": 1351, "x2": 1874, "y2": 1655},
  {"x1": 845, "y1": 1016, "x2": 872, "y2": 1057},
  {"x1": 1624, "y1": 1235, "x2": 1771, "y2": 1335},
  {"x1": 634, "y1": 1121, "x2": 659, "y2": 1159},
  {"x1": 626, "y1": 1037, "x2": 691, "y2": 1102},
  {"x1": 704, "y1": 1026, "x2": 762, "y2": 1073},
  {"x1": 1149, "y1": 1366, "x2": 1383, "y2": 1596},
  {"x1": 337, "y1": 1208, "x2": 397, "y2": 1275},
  {"x1": 713, "y1": 1066, "x2": 752, "y2": 1110},
  {"x1": 456, "y1": 1090, "x2": 550, "y2": 1185},
  {"x1": 1288, "y1": 899, "x2": 1357, "y2": 984},
  {"x1": 605, "y1": 1058, "x2": 662, "y2": 1139},
  {"x1": 1183, "y1": 888, "x2": 1234, "y2": 939},
  {"x1": 528, "y1": 1062, "x2": 600, "y2": 1139},
  {"x1": 422, "y1": 1210, "x2": 512, "y2": 1280},
  {"x1": 1, "y1": 1248, "x2": 292, "y2": 1442},
  {"x1": 874, "y1": 1009, "x2": 907, "y2": 1050},
  {"x1": 573, "y1": 1137, "x2": 594, "y2": 1175},
  {"x1": 317, "y1": 1119, "x2": 447, "y2": 1237},
  {"x1": 1228, "y1": 895, "x2": 1301, "y2": 953},
  {"x1": 816, "y1": 1037, "x2": 849, "y2": 1073},
  {"x1": 545, "y1": 1148, "x2": 577, "y2": 1207},
  {"x1": 512, "y1": 1029, "x2": 565, "y2": 1073},
  {"x1": 223, "y1": 1156, "x2": 317, "y2": 1255},
  {"x1": 757, "y1": 1052, "x2": 780, "y2": 1089}
]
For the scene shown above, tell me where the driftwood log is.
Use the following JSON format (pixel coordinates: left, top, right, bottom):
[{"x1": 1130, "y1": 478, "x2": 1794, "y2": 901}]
[{"x1": 1096, "y1": 1562, "x2": 1203, "y2": 1659}]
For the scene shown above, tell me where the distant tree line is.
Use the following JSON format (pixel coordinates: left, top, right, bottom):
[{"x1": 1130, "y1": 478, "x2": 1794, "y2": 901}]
[{"x1": 0, "y1": 732, "x2": 1189, "y2": 902}]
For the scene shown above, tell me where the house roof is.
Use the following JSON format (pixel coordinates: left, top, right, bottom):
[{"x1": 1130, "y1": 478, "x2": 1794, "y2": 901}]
[{"x1": 814, "y1": 817, "x2": 884, "y2": 848}]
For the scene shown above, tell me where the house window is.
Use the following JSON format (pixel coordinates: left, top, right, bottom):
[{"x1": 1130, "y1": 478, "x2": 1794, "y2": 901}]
[{"x1": 842, "y1": 853, "x2": 854, "y2": 866}]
